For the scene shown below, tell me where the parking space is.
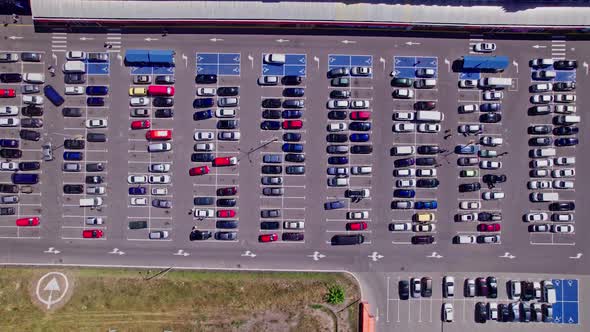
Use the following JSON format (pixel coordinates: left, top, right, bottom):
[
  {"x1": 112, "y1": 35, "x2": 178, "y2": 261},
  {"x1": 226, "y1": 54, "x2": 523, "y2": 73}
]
[
  {"x1": 196, "y1": 53, "x2": 240, "y2": 76},
  {"x1": 0, "y1": 50, "x2": 46, "y2": 239},
  {"x1": 553, "y1": 279, "x2": 579, "y2": 324},
  {"x1": 262, "y1": 53, "x2": 306, "y2": 77},
  {"x1": 328, "y1": 55, "x2": 373, "y2": 78},
  {"x1": 392, "y1": 56, "x2": 438, "y2": 79}
]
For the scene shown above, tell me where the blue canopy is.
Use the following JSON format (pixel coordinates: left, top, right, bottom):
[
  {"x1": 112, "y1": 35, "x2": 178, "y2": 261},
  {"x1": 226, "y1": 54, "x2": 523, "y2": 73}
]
[{"x1": 462, "y1": 56, "x2": 509, "y2": 71}]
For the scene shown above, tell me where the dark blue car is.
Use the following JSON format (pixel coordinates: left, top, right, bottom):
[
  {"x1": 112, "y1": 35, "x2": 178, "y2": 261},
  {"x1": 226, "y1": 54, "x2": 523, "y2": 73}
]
[
  {"x1": 282, "y1": 110, "x2": 302, "y2": 119},
  {"x1": 193, "y1": 110, "x2": 213, "y2": 121},
  {"x1": 193, "y1": 98, "x2": 214, "y2": 108},
  {"x1": 0, "y1": 139, "x2": 18, "y2": 148},
  {"x1": 415, "y1": 201, "x2": 438, "y2": 209},
  {"x1": 128, "y1": 187, "x2": 147, "y2": 195},
  {"x1": 282, "y1": 143, "x2": 303, "y2": 153},
  {"x1": 394, "y1": 158, "x2": 415, "y2": 167},
  {"x1": 328, "y1": 156, "x2": 348, "y2": 165},
  {"x1": 63, "y1": 151, "x2": 83, "y2": 160},
  {"x1": 350, "y1": 133, "x2": 370, "y2": 142},
  {"x1": 349, "y1": 122, "x2": 371, "y2": 131},
  {"x1": 394, "y1": 189, "x2": 415, "y2": 198},
  {"x1": 283, "y1": 133, "x2": 301, "y2": 142},
  {"x1": 480, "y1": 103, "x2": 501, "y2": 112},
  {"x1": 283, "y1": 88, "x2": 305, "y2": 97},
  {"x1": 261, "y1": 121, "x2": 281, "y2": 130},
  {"x1": 86, "y1": 86, "x2": 109, "y2": 96},
  {"x1": 324, "y1": 200, "x2": 345, "y2": 210},
  {"x1": 555, "y1": 137, "x2": 579, "y2": 146},
  {"x1": 87, "y1": 97, "x2": 104, "y2": 106}
]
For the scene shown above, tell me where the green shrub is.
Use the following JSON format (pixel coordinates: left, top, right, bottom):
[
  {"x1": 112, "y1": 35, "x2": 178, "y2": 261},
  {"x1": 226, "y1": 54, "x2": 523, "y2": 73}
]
[{"x1": 325, "y1": 285, "x2": 345, "y2": 305}]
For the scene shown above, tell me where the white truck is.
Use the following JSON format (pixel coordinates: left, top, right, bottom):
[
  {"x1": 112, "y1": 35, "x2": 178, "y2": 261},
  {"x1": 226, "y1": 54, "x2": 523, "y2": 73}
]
[
  {"x1": 416, "y1": 111, "x2": 444, "y2": 122},
  {"x1": 478, "y1": 77, "x2": 512, "y2": 89}
]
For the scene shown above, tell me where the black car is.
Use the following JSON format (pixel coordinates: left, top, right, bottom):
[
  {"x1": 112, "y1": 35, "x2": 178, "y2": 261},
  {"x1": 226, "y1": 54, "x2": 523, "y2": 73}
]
[
  {"x1": 282, "y1": 110, "x2": 302, "y2": 119},
  {"x1": 153, "y1": 97, "x2": 174, "y2": 107},
  {"x1": 411, "y1": 235, "x2": 434, "y2": 245},
  {"x1": 529, "y1": 137, "x2": 552, "y2": 146},
  {"x1": 193, "y1": 110, "x2": 212, "y2": 121},
  {"x1": 349, "y1": 122, "x2": 371, "y2": 131},
  {"x1": 394, "y1": 158, "x2": 414, "y2": 167},
  {"x1": 62, "y1": 107, "x2": 82, "y2": 117},
  {"x1": 421, "y1": 277, "x2": 432, "y2": 297},
  {"x1": 195, "y1": 74, "x2": 217, "y2": 84},
  {"x1": 414, "y1": 101, "x2": 436, "y2": 110},
  {"x1": 416, "y1": 157, "x2": 436, "y2": 166},
  {"x1": 217, "y1": 198, "x2": 236, "y2": 207},
  {"x1": 216, "y1": 220, "x2": 238, "y2": 229},
  {"x1": 155, "y1": 109, "x2": 173, "y2": 118},
  {"x1": 22, "y1": 106, "x2": 43, "y2": 117},
  {"x1": 285, "y1": 166, "x2": 305, "y2": 174},
  {"x1": 18, "y1": 161, "x2": 40, "y2": 171},
  {"x1": 21, "y1": 85, "x2": 40, "y2": 94},
  {"x1": 528, "y1": 125, "x2": 551, "y2": 135},
  {"x1": 399, "y1": 280, "x2": 410, "y2": 300},
  {"x1": 261, "y1": 120, "x2": 280, "y2": 130},
  {"x1": 282, "y1": 232, "x2": 304, "y2": 241},
  {"x1": 21, "y1": 52, "x2": 42, "y2": 62},
  {"x1": 87, "y1": 133, "x2": 106, "y2": 142},
  {"x1": 417, "y1": 145, "x2": 440, "y2": 155},
  {"x1": 553, "y1": 81, "x2": 576, "y2": 91},
  {"x1": 64, "y1": 139, "x2": 85, "y2": 150},
  {"x1": 480, "y1": 113, "x2": 502, "y2": 123},
  {"x1": 283, "y1": 133, "x2": 301, "y2": 142},
  {"x1": 261, "y1": 165, "x2": 282, "y2": 174},
  {"x1": 283, "y1": 88, "x2": 304, "y2": 97},
  {"x1": 330, "y1": 90, "x2": 350, "y2": 99},
  {"x1": 261, "y1": 98, "x2": 282, "y2": 108},
  {"x1": 459, "y1": 182, "x2": 481, "y2": 192},
  {"x1": 480, "y1": 103, "x2": 501, "y2": 112},
  {"x1": 194, "y1": 98, "x2": 213, "y2": 109},
  {"x1": 0, "y1": 207, "x2": 15, "y2": 215},
  {"x1": 0, "y1": 149, "x2": 22, "y2": 158},
  {"x1": 155, "y1": 75, "x2": 175, "y2": 84},
  {"x1": 328, "y1": 110, "x2": 347, "y2": 120},
  {"x1": 86, "y1": 163, "x2": 104, "y2": 172},
  {"x1": 260, "y1": 221, "x2": 280, "y2": 230},
  {"x1": 476, "y1": 302, "x2": 488, "y2": 323},
  {"x1": 86, "y1": 97, "x2": 104, "y2": 106},
  {"x1": 63, "y1": 184, "x2": 83, "y2": 194},
  {"x1": 416, "y1": 178, "x2": 439, "y2": 188},
  {"x1": 327, "y1": 134, "x2": 348, "y2": 143},
  {"x1": 217, "y1": 120, "x2": 238, "y2": 129},
  {"x1": 285, "y1": 153, "x2": 305, "y2": 163},
  {"x1": 0, "y1": 184, "x2": 18, "y2": 193},
  {"x1": 282, "y1": 75, "x2": 302, "y2": 85},
  {"x1": 214, "y1": 231, "x2": 237, "y2": 241},
  {"x1": 0, "y1": 73, "x2": 22, "y2": 83},
  {"x1": 555, "y1": 137, "x2": 579, "y2": 146},
  {"x1": 478, "y1": 212, "x2": 502, "y2": 222},
  {"x1": 262, "y1": 110, "x2": 281, "y2": 119},
  {"x1": 391, "y1": 78, "x2": 413, "y2": 87},
  {"x1": 457, "y1": 157, "x2": 478, "y2": 166},
  {"x1": 190, "y1": 230, "x2": 212, "y2": 241},
  {"x1": 482, "y1": 174, "x2": 506, "y2": 184},
  {"x1": 351, "y1": 145, "x2": 372, "y2": 154},
  {"x1": 20, "y1": 118, "x2": 42, "y2": 128},
  {"x1": 487, "y1": 276, "x2": 497, "y2": 298},
  {"x1": 191, "y1": 153, "x2": 215, "y2": 162},
  {"x1": 553, "y1": 60, "x2": 577, "y2": 70},
  {"x1": 193, "y1": 196, "x2": 214, "y2": 205},
  {"x1": 498, "y1": 304, "x2": 511, "y2": 322},
  {"x1": 64, "y1": 73, "x2": 85, "y2": 84},
  {"x1": 550, "y1": 201, "x2": 575, "y2": 211},
  {"x1": 217, "y1": 86, "x2": 239, "y2": 96},
  {"x1": 19, "y1": 130, "x2": 40, "y2": 141},
  {"x1": 553, "y1": 126, "x2": 579, "y2": 136},
  {"x1": 521, "y1": 281, "x2": 535, "y2": 301},
  {"x1": 85, "y1": 176, "x2": 103, "y2": 184}
]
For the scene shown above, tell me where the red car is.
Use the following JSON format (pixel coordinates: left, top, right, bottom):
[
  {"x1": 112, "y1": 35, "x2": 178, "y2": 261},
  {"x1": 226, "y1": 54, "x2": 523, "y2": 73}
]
[
  {"x1": 82, "y1": 229, "x2": 104, "y2": 238},
  {"x1": 15, "y1": 217, "x2": 40, "y2": 226},
  {"x1": 148, "y1": 85, "x2": 175, "y2": 96},
  {"x1": 282, "y1": 120, "x2": 303, "y2": 130},
  {"x1": 217, "y1": 210, "x2": 236, "y2": 218},
  {"x1": 213, "y1": 156, "x2": 237, "y2": 167},
  {"x1": 145, "y1": 129, "x2": 172, "y2": 140},
  {"x1": 346, "y1": 221, "x2": 367, "y2": 231},
  {"x1": 259, "y1": 233, "x2": 278, "y2": 242},
  {"x1": 477, "y1": 223, "x2": 501, "y2": 232},
  {"x1": 0, "y1": 89, "x2": 16, "y2": 98},
  {"x1": 189, "y1": 166, "x2": 210, "y2": 176},
  {"x1": 217, "y1": 186, "x2": 238, "y2": 196},
  {"x1": 131, "y1": 120, "x2": 150, "y2": 129},
  {"x1": 350, "y1": 111, "x2": 371, "y2": 120}
]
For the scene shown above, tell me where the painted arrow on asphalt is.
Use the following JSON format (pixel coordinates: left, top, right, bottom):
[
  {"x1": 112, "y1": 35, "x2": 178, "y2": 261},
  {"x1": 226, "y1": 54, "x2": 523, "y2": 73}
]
[
  {"x1": 341, "y1": 40, "x2": 356, "y2": 44},
  {"x1": 173, "y1": 249, "x2": 189, "y2": 257},
  {"x1": 182, "y1": 53, "x2": 188, "y2": 67},
  {"x1": 109, "y1": 248, "x2": 125, "y2": 255},
  {"x1": 276, "y1": 39, "x2": 289, "y2": 43},
  {"x1": 209, "y1": 38, "x2": 224, "y2": 42},
  {"x1": 9, "y1": 36, "x2": 23, "y2": 40},
  {"x1": 307, "y1": 251, "x2": 326, "y2": 261},
  {"x1": 583, "y1": 62, "x2": 588, "y2": 75},
  {"x1": 248, "y1": 54, "x2": 254, "y2": 68},
  {"x1": 144, "y1": 37, "x2": 159, "y2": 42},
  {"x1": 379, "y1": 57, "x2": 385, "y2": 70},
  {"x1": 532, "y1": 45, "x2": 547, "y2": 49},
  {"x1": 313, "y1": 56, "x2": 319, "y2": 69},
  {"x1": 569, "y1": 253, "x2": 583, "y2": 259},
  {"x1": 44, "y1": 247, "x2": 60, "y2": 254},
  {"x1": 368, "y1": 252, "x2": 383, "y2": 261},
  {"x1": 241, "y1": 250, "x2": 256, "y2": 258},
  {"x1": 79, "y1": 37, "x2": 94, "y2": 41},
  {"x1": 405, "y1": 41, "x2": 421, "y2": 46}
]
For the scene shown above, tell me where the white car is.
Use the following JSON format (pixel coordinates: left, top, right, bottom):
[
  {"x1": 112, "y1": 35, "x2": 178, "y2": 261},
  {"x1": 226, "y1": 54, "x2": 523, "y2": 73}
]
[
  {"x1": 66, "y1": 51, "x2": 86, "y2": 60},
  {"x1": 474, "y1": 42, "x2": 496, "y2": 52},
  {"x1": 483, "y1": 90, "x2": 503, "y2": 100},
  {"x1": 480, "y1": 161, "x2": 502, "y2": 169},
  {"x1": 553, "y1": 180, "x2": 574, "y2": 189},
  {"x1": 413, "y1": 224, "x2": 435, "y2": 232},
  {"x1": 458, "y1": 104, "x2": 477, "y2": 113},
  {"x1": 86, "y1": 217, "x2": 104, "y2": 225},
  {"x1": 351, "y1": 66, "x2": 372, "y2": 76},
  {"x1": 130, "y1": 97, "x2": 150, "y2": 106},
  {"x1": 532, "y1": 159, "x2": 553, "y2": 168},
  {"x1": 194, "y1": 209, "x2": 214, "y2": 218},
  {"x1": 551, "y1": 224, "x2": 574, "y2": 233},
  {"x1": 459, "y1": 79, "x2": 477, "y2": 89},
  {"x1": 417, "y1": 169, "x2": 436, "y2": 177},
  {"x1": 394, "y1": 123, "x2": 415, "y2": 132},
  {"x1": 460, "y1": 201, "x2": 481, "y2": 210},
  {"x1": 130, "y1": 197, "x2": 148, "y2": 206},
  {"x1": 346, "y1": 211, "x2": 369, "y2": 220},
  {"x1": 148, "y1": 175, "x2": 171, "y2": 184},
  {"x1": 148, "y1": 143, "x2": 172, "y2": 152},
  {"x1": 127, "y1": 175, "x2": 147, "y2": 184},
  {"x1": 555, "y1": 94, "x2": 576, "y2": 103},
  {"x1": 86, "y1": 186, "x2": 106, "y2": 195},
  {"x1": 528, "y1": 180, "x2": 552, "y2": 190},
  {"x1": 194, "y1": 131, "x2": 214, "y2": 141},
  {"x1": 194, "y1": 143, "x2": 214, "y2": 152},
  {"x1": 526, "y1": 212, "x2": 548, "y2": 222},
  {"x1": 555, "y1": 157, "x2": 575, "y2": 165},
  {"x1": 22, "y1": 95, "x2": 43, "y2": 105},
  {"x1": 218, "y1": 131, "x2": 241, "y2": 141},
  {"x1": 0, "y1": 162, "x2": 18, "y2": 171},
  {"x1": 531, "y1": 94, "x2": 552, "y2": 104},
  {"x1": 215, "y1": 109, "x2": 236, "y2": 118},
  {"x1": 443, "y1": 276, "x2": 455, "y2": 298},
  {"x1": 530, "y1": 58, "x2": 554, "y2": 68},
  {"x1": 394, "y1": 168, "x2": 416, "y2": 177},
  {"x1": 284, "y1": 221, "x2": 305, "y2": 229},
  {"x1": 258, "y1": 76, "x2": 279, "y2": 85},
  {"x1": 327, "y1": 122, "x2": 347, "y2": 132},
  {"x1": 531, "y1": 169, "x2": 549, "y2": 177},
  {"x1": 396, "y1": 179, "x2": 416, "y2": 188},
  {"x1": 196, "y1": 87, "x2": 216, "y2": 96},
  {"x1": 392, "y1": 89, "x2": 414, "y2": 99},
  {"x1": 85, "y1": 119, "x2": 107, "y2": 128},
  {"x1": 454, "y1": 235, "x2": 476, "y2": 244},
  {"x1": 530, "y1": 83, "x2": 552, "y2": 92},
  {"x1": 151, "y1": 187, "x2": 168, "y2": 195},
  {"x1": 350, "y1": 100, "x2": 370, "y2": 109},
  {"x1": 554, "y1": 105, "x2": 576, "y2": 114},
  {"x1": 389, "y1": 222, "x2": 412, "y2": 231},
  {"x1": 458, "y1": 213, "x2": 478, "y2": 222},
  {"x1": 480, "y1": 136, "x2": 503, "y2": 146},
  {"x1": 149, "y1": 163, "x2": 171, "y2": 173},
  {"x1": 553, "y1": 213, "x2": 574, "y2": 222},
  {"x1": 488, "y1": 303, "x2": 498, "y2": 321},
  {"x1": 552, "y1": 168, "x2": 575, "y2": 178},
  {"x1": 458, "y1": 124, "x2": 482, "y2": 134},
  {"x1": 351, "y1": 166, "x2": 372, "y2": 175},
  {"x1": 444, "y1": 303, "x2": 454, "y2": 322},
  {"x1": 0, "y1": 106, "x2": 18, "y2": 116},
  {"x1": 0, "y1": 118, "x2": 20, "y2": 127},
  {"x1": 327, "y1": 100, "x2": 349, "y2": 109},
  {"x1": 65, "y1": 86, "x2": 85, "y2": 95},
  {"x1": 393, "y1": 112, "x2": 414, "y2": 121},
  {"x1": 263, "y1": 53, "x2": 286, "y2": 64},
  {"x1": 417, "y1": 123, "x2": 440, "y2": 133},
  {"x1": 533, "y1": 70, "x2": 557, "y2": 80},
  {"x1": 482, "y1": 191, "x2": 505, "y2": 200}
]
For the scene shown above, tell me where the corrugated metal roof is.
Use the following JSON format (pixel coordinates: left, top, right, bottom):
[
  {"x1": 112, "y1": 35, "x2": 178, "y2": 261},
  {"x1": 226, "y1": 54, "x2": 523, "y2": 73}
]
[{"x1": 30, "y1": 0, "x2": 590, "y2": 27}]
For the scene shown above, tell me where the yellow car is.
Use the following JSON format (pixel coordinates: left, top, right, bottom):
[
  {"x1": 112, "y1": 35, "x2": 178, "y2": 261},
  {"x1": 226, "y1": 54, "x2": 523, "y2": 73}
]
[
  {"x1": 414, "y1": 212, "x2": 435, "y2": 223},
  {"x1": 128, "y1": 87, "x2": 147, "y2": 96}
]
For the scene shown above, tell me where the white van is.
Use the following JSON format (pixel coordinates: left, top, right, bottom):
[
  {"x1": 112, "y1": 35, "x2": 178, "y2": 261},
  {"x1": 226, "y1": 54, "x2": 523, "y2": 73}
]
[
  {"x1": 24, "y1": 73, "x2": 45, "y2": 84},
  {"x1": 554, "y1": 115, "x2": 580, "y2": 125},
  {"x1": 351, "y1": 166, "x2": 372, "y2": 175},
  {"x1": 531, "y1": 148, "x2": 556, "y2": 158},
  {"x1": 328, "y1": 177, "x2": 349, "y2": 187},
  {"x1": 79, "y1": 197, "x2": 103, "y2": 207},
  {"x1": 263, "y1": 53, "x2": 286, "y2": 64},
  {"x1": 416, "y1": 111, "x2": 444, "y2": 122},
  {"x1": 542, "y1": 280, "x2": 556, "y2": 303},
  {"x1": 392, "y1": 146, "x2": 415, "y2": 156},
  {"x1": 63, "y1": 60, "x2": 86, "y2": 73},
  {"x1": 478, "y1": 77, "x2": 512, "y2": 89},
  {"x1": 509, "y1": 280, "x2": 521, "y2": 299},
  {"x1": 530, "y1": 192, "x2": 559, "y2": 202}
]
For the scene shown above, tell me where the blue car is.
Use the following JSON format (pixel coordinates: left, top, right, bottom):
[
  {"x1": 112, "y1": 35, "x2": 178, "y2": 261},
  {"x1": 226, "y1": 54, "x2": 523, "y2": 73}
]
[
  {"x1": 394, "y1": 189, "x2": 415, "y2": 198},
  {"x1": 129, "y1": 187, "x2": 146, "y2": 195},
  {"x1": 349, "y1": 122, "x2": 371, "y2": 131},
  {"x1": 555, "y1": 137, "x2": 579, "y2": 146},
  {"x1": 282, "y1": 110, "x2": 302, "y2": 119},
  {"x1": 261, "y1": 121, "x2": 281, "y2": 130},
  {"x1": 0, "y1": 139, "x2": 18, "y2": 148},
  {"x1": 63, "y1": 151, "x2": 83, "y2": 160},
  {"x1": 193, "y1": 98, "x2": 214, "y2": 108},
  {"x1": 283, "y1": 88, "x2": 305, "y2": 97},
  {"x1": 324, "y1": 200, "x2": 345, "y2": 210},
  {"x1": 415, "y1": 201, "x2": 438, "y2": 209},
  {"x1": 282, "y1": 143, "x2": 303, "y2": 153},
  {"x1": 283, "y1": 133, "x2": 301, "y2": 142},
  {"x1": 86, "y1": 86, "x2": 109, "y2": 96},
  {"x1": 350, "y1": 133, "x2": 370, "y2": 142},
  {"x1": 455, "y1": 144, "x2": 479, "y2": 154},
  {"x1": 193, "y1": 110, "x2": 213, "y2": 121},
  {"x1": 328, "y1": 156, "x2": 348, "y2": 165}
]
